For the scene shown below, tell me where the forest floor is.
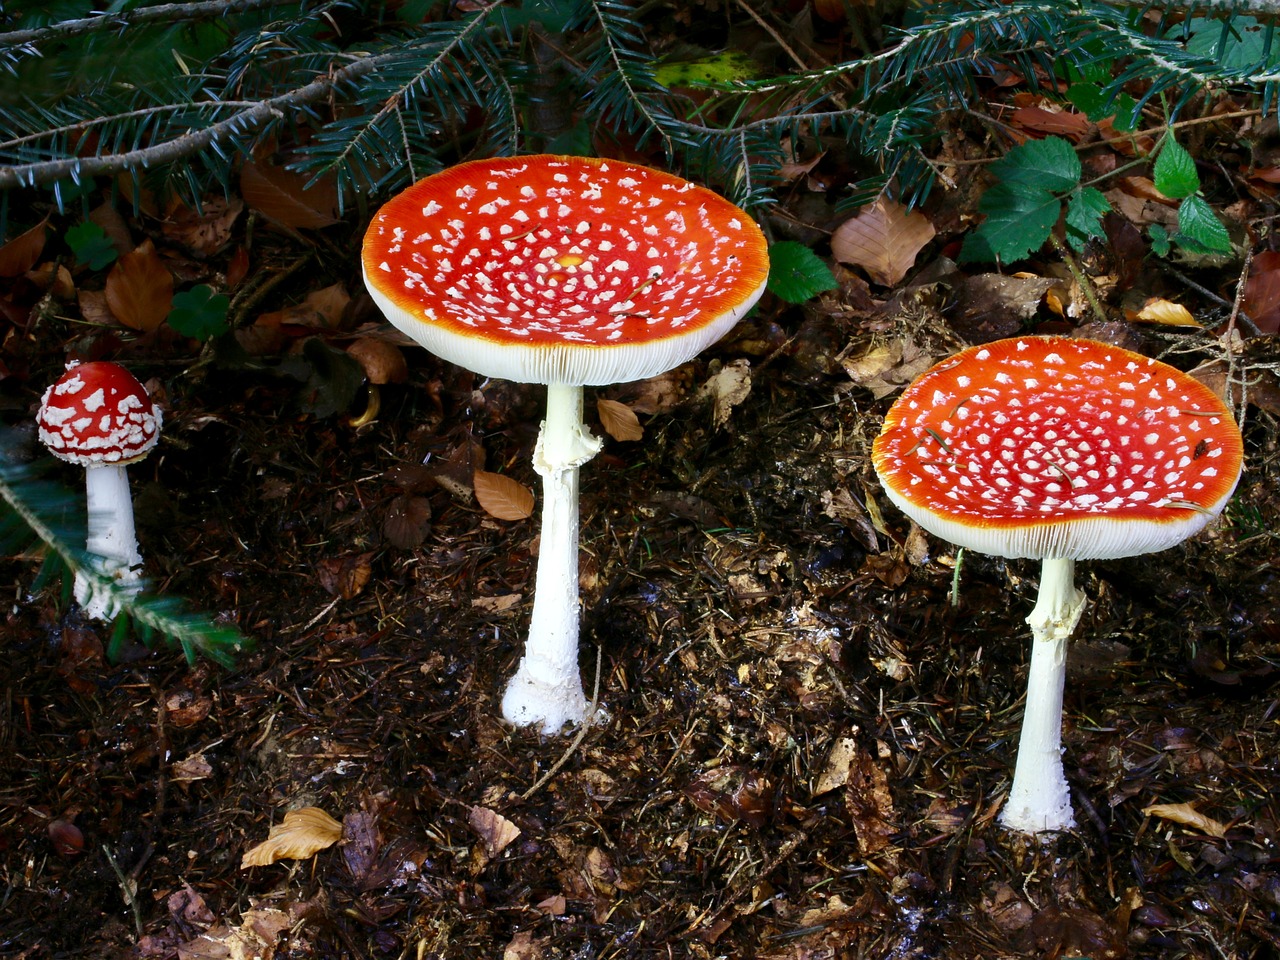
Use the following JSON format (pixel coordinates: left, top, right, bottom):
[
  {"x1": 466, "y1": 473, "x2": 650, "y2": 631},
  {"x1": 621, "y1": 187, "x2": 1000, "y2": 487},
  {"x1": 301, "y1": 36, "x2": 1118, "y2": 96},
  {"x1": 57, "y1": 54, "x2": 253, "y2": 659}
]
[{"x1": 3, "y1": 72, "x2": 1280, "y2": 960}]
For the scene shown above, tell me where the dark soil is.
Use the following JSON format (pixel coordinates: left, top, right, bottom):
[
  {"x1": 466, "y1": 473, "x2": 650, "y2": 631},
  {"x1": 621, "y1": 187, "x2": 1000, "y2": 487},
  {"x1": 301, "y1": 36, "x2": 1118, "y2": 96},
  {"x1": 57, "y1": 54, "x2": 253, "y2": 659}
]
[{"x1": 3, "y1": 292, "x2": 1279, "y2": 959}]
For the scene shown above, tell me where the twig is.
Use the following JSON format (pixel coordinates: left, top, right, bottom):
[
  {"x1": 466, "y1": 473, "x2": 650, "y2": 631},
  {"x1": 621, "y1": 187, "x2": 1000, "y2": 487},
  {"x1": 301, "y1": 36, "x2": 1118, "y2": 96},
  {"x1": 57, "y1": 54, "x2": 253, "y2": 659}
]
[
  {"x1": 101, "y1": 845, "x2": 143, "y2": 938},
  {"x1": 521, "y1": 645, "x2": 604, "y2": 800},
  {"x1": 1159, "y1": 261, "x2": 1262, "y2": 336}
]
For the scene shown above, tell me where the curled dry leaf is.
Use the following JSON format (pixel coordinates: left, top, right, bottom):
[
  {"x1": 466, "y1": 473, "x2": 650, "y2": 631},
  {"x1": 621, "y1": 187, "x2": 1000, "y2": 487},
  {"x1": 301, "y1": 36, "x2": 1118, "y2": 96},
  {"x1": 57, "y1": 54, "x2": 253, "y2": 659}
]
[
  {"x1": 0, "y1": 217, "x2": 48, "y2": 277},
  {"x1": 468, "y1": 805, "x2": 521, "y2": 858},
  {"x1": 1125, "y1": 296, "x2": 1200, "y2": 327},
  {"x1": 256, "y1": 282, "x2": 350, "y2": 330},
  {"x1": 347, "y1": 336, "x2": 408, "y2": 384},
  {"x1": 1142, "y1": 801, "x2": 1229, "y2": 838},
  {"x1": 106, "y1": 239, "x2": 174, "y2": 332},
  {"x1": 473, "y1": 470, "x2": 534, "y2": 521},
  {"x1": 161, "y1": 196, "x2": 243, "y2": 257},
  {"x1": 698, "y1": 358, "x2": 752, "y2": 428},
  {"x1": 241, "y1": 807, "x2": 343, "y2": 868},
  {"x1": 315, "y1": 552, "x2": 373, "y2": 599},
  {"x1": 832, "y1": 197, "x2": 935, "y2": 287},
  {"x1": 813, "y1": 735, "x2": 858, "y2": 796},
  {"x1": 597, "y1": 397, "x2": 643, "y2": 441}
]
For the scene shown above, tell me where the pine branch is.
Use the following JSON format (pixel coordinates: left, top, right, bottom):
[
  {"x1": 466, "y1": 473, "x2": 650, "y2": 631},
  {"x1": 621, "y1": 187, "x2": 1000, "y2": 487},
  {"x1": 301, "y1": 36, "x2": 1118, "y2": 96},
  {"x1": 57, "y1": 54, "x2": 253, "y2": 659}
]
[
  {"x1": 0, "y1": 435, "x2": 251, "y2": 667},
  {"x1": 0, "y1": 0, "x2": 296, "y2": 50}
]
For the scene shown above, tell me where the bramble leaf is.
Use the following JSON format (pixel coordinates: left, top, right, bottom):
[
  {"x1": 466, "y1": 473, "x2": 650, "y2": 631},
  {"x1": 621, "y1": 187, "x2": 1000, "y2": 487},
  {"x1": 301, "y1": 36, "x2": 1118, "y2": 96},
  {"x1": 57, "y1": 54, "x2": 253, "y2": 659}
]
[
  {"x1": 1065, "y1": 187, "x2": 1111, "y2": 252},
  {"x1": 1154, "y1": 139, "x2": 1199, "y2": 200},
  {"x1": 1176, "y1": 195, "x2": 1232, "y2": 254},
  {"x1": 961, "y1": 182, "x2": 1061, "y2": 263},
  {"x1": 989, "y1": 136, "x2": 1081, "y2": 193}
]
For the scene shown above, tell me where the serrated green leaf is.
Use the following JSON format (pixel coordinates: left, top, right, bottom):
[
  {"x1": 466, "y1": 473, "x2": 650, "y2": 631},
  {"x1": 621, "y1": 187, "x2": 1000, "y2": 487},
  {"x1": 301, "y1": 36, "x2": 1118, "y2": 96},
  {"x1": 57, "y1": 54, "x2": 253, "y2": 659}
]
[
  {"x1": 1065, "y1": 187, "x2": 1111, "y2": 252},
  {"x1": 961, "y1": 182, "x2": 1060, "y2": 263},
  {"x1": 766, "y1": 241, "x2": 837, "y2": 303},
  {"x1": 990, "y1": 137, "x2": 1081, "y2": 194},
  {"x1": 1065, "y1": 83, "x2": 1108, "y2": 119},
  {"x1": 1176, "y1": 196, "x2": 1232, "y2": 254},
  {"x1": 167, "y1": 284, "x2": 230, "y2": 341},
  {"x1": 1154, "y1": 139, "x2": 1200, "y2": 200},
  {"x1": 65, "y1": 221, "x2": 117, "y2": 270}
]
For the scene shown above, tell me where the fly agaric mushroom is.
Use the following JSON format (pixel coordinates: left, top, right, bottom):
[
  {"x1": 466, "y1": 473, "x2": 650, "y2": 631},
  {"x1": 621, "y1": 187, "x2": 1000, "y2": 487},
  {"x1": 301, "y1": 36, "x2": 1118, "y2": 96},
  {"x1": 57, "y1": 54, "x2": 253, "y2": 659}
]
[
  {"x1": 37, "y1": 361, "x2": 162, "y2": 620},
  {"x1": 872, "y1": 336, "x2": 1244, "y2": 832},
  {"x1": 363, "y1": 155, "x2": 769, "y2": 732}
]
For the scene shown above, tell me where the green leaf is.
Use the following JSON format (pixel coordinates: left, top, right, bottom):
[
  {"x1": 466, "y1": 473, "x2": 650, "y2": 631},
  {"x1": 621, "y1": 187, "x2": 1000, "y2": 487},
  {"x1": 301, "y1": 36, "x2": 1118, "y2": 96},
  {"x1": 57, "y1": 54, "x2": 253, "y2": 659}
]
[
  {"x1": 1184, "y1": 15, "x2": 1280, "y2": 71},
  {"x1": 961, "y1": 182, "x2": 1060, "y2": 263},
  {"x1": 1149, "y1": 224, "x2": 1171, "y2": 257},
  {"x1": 65, "y1": 221, "x2": 117, "y2": 270},
  {"x1": 653, "y1": 51, "x2": 761, "y2": 89},
  {"x1": 167, "y1": 284, "x2": 230, "y2": 341},
  {"x1": 1175, "y1": 196, "x2": 1232, "y2": 254},
  {"x1": 766, "y1": 241, "x2": 837, "y2": 303},
  {"x1": 1065, "y1": 83, "x2": 1138, "y2": 127},
  {"x1": 1065, "y1": 187, "x2": 1111, "y2": 252},
  {"x1": 1154, "y1": 139, "x2": 1200, "y2": 200},
  {"x1": 990, "y1": 137, "x2": 1081, "y2": 193}
]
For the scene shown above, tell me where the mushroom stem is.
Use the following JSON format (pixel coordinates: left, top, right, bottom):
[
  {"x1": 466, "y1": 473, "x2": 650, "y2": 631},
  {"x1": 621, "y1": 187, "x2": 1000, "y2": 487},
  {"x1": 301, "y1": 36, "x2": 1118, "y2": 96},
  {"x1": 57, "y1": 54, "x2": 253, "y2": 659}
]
[
  {"x1": 501, "y1": 383, "x2": 604, "y2": 732},
  {"x1": 75, "y1": 463, "x2": 144, "y2": 620},
  {"x1": 1000, "y1": 556, "x2": 1085, "y2": 833}
]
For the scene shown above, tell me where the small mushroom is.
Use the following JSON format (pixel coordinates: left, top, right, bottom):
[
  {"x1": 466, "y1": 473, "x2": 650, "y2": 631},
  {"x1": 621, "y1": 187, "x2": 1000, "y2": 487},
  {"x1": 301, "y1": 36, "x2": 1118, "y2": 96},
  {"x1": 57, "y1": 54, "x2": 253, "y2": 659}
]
[
  {"x1": 363, "y1": 155, "x2": 769, "y2": 732},
  {"x1": 872, "y1": 336, "x2": 1244, "y2": 833},
  {"x1": 37, "y1": 361, "x2": 162, "y2": 620}
]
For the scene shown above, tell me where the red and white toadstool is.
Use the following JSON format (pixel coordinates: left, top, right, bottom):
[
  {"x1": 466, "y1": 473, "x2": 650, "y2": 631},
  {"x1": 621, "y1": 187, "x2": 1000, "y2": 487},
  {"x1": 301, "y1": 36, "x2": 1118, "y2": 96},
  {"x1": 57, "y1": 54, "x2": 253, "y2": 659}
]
[
  {"x1": 37, "y1": 361, "x2": 163, "y2": 620},
  {"x1": 363, "y1": 155, "x2": 769, "y2": 733},
  {"x1": 872, "y1": 336, "x2": 1244, "y2": 833}
]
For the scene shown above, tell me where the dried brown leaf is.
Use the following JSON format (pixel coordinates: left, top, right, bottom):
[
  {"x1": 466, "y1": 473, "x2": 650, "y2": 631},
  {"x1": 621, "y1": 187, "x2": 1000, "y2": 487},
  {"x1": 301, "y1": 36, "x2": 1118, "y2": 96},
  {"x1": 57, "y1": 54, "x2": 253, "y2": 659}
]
[
  {"x1": 473, "y1": 470, "x2": 534, "y2": 521},
  {"x1": 161, "y1": 196, "x2": 243, "y2": 257},
  {"x1": 832, "y1": 197, "x2": 935, "y2": 287},
  {"x1": 171, "y1": 754, "x2": 213, "y2": 782},
  {"x1": 1243, "y1": 249, "x2": 1280, "y2": 333},
  {"x1": 1009, "y1": 106, "x2": 1092, "y2": 140},
  {"x1": 1125, "y1": 296, "x2": 1200, "y2": 327},
  {"x1": 1142, "y1": 801, "x2": 1229, "y2": 838},
  {"x1": 241, "y1": 807, "x2": 343, "y2": 868},
  {"x1": 315, "y1": 552, "x2": 373, "y2": 599},
  {"x1": 698, "y1": 358, "x2": 752, "y2": 428},
  {"x1": 256, "y1": 282, "x2": 350, "y2": 330},
  {"x1": 468, "y1": 806, "x2": 521, "y2": 858},
  {"x1": 240, "y1": 161, "x2": 340, "y2": 229},
  {"x1": 0, "y1": 217, "x2": 48, "y2": 277},
  {"x1": 347, "y1": 337, "x2": 408, "y2": 384},
  {"x1": 813, "y1": 736, "x2": 858, "y2": 796},
  {"x1": 383, "y1": 494, "x2": 432, "y2": 549},
  {"x1": 597, "y1": 397, "x2": 643, "y2": 441},
  {"x1": 105, "y1": 239, "x2": 173, "y2": 332}
]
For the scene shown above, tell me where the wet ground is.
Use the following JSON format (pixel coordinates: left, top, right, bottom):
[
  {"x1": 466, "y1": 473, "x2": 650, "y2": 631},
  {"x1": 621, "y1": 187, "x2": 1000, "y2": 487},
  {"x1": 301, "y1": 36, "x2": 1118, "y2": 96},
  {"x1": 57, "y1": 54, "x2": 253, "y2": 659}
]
[{"x1": 2, "y1": 288, "x2": 1279, "y2": 958}]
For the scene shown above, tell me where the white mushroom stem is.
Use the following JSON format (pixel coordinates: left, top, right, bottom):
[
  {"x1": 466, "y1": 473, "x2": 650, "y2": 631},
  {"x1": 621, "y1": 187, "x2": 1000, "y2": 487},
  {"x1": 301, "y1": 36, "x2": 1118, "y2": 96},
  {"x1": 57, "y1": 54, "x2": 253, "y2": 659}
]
[
  {"x1": 75, "y1": 463, "x2": 144, "y2": 620},
  {"x1": 501, "y1": 383, "x2": 604, "y2": 733},
  {"x1": 1000, "y1": 556, "x2": 1086, "y2": 833}
]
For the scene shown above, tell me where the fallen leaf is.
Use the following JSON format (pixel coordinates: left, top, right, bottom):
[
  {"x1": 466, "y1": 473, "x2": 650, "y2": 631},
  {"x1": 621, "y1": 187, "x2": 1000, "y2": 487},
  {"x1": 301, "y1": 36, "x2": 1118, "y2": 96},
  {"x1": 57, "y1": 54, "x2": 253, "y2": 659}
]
[
  {"x1": 503, "y1": 930, "x2": 544, "y2": 960},
  {"x1": 161, "y1": 196, "x2": 243, "y2": 257},
  {"x1": 346, "y1": 337, "x2": 408, "y2": 384},
  {"x1": 1125, "y1": 296, "x2": 1200, "y2": 327},
  {"x1": 383, "y1": 493, "x2": 432, "y2": 549},
  {"x1": 342, "y1": 808, "x2": 381, "y2": 884},
  {"x1": 831, "y1": 197, "x2": 935, "y2": 287},
  {"x1": 1142, "y1": 801, "x2": 1229, "y2": 838},
  {"x1": 1009, "y1": 106, "x2": 1092, "y2": 140},
  {"x1": 813, "y1": 736, "x2": 858, "y2": 796},
  {"x1": 471, "y1": 593, "x2": 522, "y2": 616},
  {"x1": 241, "y1": 807, "x2": 343, "y2": 868},
  {"x1": 473, "y1": 470, "x2": 534, "y2": 521},
  {"x1": 315, "y1": 552, "x2": 373, "y2": 599},
  {"x1": 698, "y1": 358, "x2": 752, "y2": 428},
  {"x1": 105, "y1": 239, "x2": 174, "y2": 332},
  {"x1": 597, "y1": 398, "x2": 643, "y2": 441},
  {"x1": 845, "y1": 746, "x2": 897, "y2": 858},
  {"x1": 840, "y1": 338, "x2": 942, "y2": 399},
  {"x1": 256, "y1": 282, "x2": 350, "y2": 330},
  {"x1": 0, "y1": 217, "x2": 48, "y2": 277},
  {"x1": 1242, "y1": 249, "x2": 1280, "y2": 333},
  {"x1": 468, "y1": 806, "x2": 521, "y2": 858},
  {"x1": 240, "y1": 161, "x2": 340, "y2": 229},
  {"x1": 27, "y1": 262, "x2": 75, "y2": 299},
  {"x1": 171, "y1": 754, "x2": 213, "y2": 782}
]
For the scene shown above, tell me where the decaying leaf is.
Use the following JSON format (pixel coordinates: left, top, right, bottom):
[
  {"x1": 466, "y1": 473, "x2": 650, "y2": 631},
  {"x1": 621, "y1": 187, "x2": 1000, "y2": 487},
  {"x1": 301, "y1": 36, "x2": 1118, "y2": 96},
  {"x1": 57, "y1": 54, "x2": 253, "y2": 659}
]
[
  {"x1": 240, "y1": 161, "x2": 340, "y2": 229},
  {"x1": 171, "y1": 754, "x2": 213, "y2": 783},
  {"x1": 468, "y1": 805, "x2": 522, "y2": 858},
  {"x1": 1142, "y1": 801, "x2": 1229, "y2": 838},
  {"x1": 1125, "y1": 296, "x2": 1200, "y2": 327},
  {"x1": 845, "y1": 746, "x2": 897, "y2": 859},
  {"x1": 256, "y1": 282, "x2": 350, "y2": 330},
  {"x1": 471, "y1": 593, "x2": 523, "y2": 616},
  {"x1": 0, "y1": 217, "x2": 48, "y2": 277},
  {"x1": 698, "y1": 358, "x2": 752, "y2": 428},
  {"x1": 597, "y1": 397, "x2": 643, "y2": 441},
  {"x1": 1242, "y1": 249, "x2": 1280, "y2": 333},
  {"x1": 832, "y1": 197, "x2": 936, "y2": 287},
  {"x1": 315, "y1": 552, "x2": 373, "y2": 599},
  {"x1": 161, "y1": 196, "x2": 243, "y2": 257},
  {"x1": 176, "y1": 901, "x2": 313, "y2": 960},
  {"x1": 473, "y1": 470, "x2": 535, "y2": 521},
  {"x1": 241, "y1": 807, "x2": 343, "y2": 868},
  {"x1": 383, "y1": 493, "x2": 432, "y2": 549},
  {"x1": 813, "y1": 735, "x2": 858, "y2": 796},
  {"x1": 105, "y1": 239, "x2": 174, "y2": 332},
  {"x1": 841, "y1": 338, "x2": 943, "y2": 399}
]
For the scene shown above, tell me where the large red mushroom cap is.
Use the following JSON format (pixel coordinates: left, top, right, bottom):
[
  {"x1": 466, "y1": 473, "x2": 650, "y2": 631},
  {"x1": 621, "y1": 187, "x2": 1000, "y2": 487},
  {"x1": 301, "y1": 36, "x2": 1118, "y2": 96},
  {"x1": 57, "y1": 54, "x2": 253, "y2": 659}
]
[
  {"x1": 872, "y1": 336, "x2": 1244, "y2": 560},
  {"x1": 37, "y1": 361, "x2": 162, "y2": 466},
  {"x1": 361, "y1": 155, "x2": 770, "y2": 385}
]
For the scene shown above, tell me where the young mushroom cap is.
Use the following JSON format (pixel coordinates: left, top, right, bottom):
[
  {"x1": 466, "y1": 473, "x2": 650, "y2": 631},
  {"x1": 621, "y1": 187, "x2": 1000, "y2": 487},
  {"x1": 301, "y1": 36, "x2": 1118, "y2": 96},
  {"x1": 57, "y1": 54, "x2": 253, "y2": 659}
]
[
  {"x1": 361, "y1": 154, "x2": 770, "y2": 386},
  {"x1": 871, "y1": 336, "x2": 1244, "y2": 561},
  {"x1": 37, "y1": 361, "x2": 162, "y2": 466}
]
